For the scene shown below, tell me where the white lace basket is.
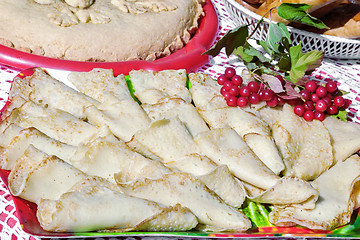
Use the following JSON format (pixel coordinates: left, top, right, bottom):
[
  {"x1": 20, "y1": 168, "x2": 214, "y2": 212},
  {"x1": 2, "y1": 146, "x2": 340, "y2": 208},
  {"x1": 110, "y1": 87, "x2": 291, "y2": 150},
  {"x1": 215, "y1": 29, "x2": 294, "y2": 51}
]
[{"x1": 223, "y1": 0, "x2": 360, "y2": 59}]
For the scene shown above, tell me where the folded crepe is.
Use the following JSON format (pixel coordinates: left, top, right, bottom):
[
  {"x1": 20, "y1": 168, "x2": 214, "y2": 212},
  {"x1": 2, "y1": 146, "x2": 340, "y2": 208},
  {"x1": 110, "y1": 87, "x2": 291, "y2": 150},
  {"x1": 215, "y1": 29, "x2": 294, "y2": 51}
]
[
  {"x1": 8, "y1": 146, "x2": 88, "y2": 203},
  {"x1": 269, "y1": 154, "x2": 360, "y2": 230},
  {"x1": 0, "y1": 125, "x2": 77, "y2": 170},
  {"x1": 129, "y1": 69, "x2": 191, "y2": 104},
  {"x1": 67, "y1": 68, "x2": 132, "y2": 103},
  {"x1": 10, "y1": 68, "x2": 100, "y2": 119},
  {"x1": 259, "y1": 104, "x2": 333, "y2": 180},
  {"x1": 119, "y1": 172, "x2": 252, "y2": 232},
  {"x1": 194, "y1": 127, "x2": 280, "y2": 190},
  {"x1": 71, "y1": 134, "x2": 172, "y2": 184},
  {"x1": 85, "y1": 92, "x2": 151, "y2": 142},
  {"x1": 0, "y1": 101, "x2": 99, "y2": 146},
  {"x1": 129, "y1": 118, "x2": 246, "y2": 207},
  {"x1": 37, "y1": 177, "x2": 198, "y2": 232},
  {"x1": 142, "y1": 97, "x2": 209, "y2": 137},
  {"x1": 188, "y1": 72, "x2": 284, "y2": 175},
  {"x1": 323, "y1": 116, "x2": 360, "y2": 165}
]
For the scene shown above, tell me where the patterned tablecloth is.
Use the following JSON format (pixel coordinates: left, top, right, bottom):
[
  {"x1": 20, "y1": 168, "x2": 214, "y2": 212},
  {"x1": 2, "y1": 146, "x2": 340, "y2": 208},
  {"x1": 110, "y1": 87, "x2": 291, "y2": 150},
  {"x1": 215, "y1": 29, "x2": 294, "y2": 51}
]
[{"x1": 0, "y1": 0, "x2": 360, "y2": 239}]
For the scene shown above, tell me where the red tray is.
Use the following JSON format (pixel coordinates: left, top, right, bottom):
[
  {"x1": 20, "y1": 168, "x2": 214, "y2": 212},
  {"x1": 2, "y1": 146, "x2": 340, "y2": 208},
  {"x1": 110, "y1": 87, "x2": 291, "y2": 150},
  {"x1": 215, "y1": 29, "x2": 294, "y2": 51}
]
[{"x1": 0, "y1": 0, "x2": 218, "y2": 76}]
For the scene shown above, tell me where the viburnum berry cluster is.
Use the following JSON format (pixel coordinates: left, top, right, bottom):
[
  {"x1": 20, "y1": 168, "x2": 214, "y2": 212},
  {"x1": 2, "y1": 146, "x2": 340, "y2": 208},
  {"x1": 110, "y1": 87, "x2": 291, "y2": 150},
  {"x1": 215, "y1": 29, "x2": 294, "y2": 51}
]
[
  {"x1": 293, "y1": 80, "x2": 350, "y2": 121},
  {"x1": 217, "y1": 67, "x2": 350, "y2": 122},
  {"x1": 218, "y1": 67, "x2": 285, "y2": 108}
]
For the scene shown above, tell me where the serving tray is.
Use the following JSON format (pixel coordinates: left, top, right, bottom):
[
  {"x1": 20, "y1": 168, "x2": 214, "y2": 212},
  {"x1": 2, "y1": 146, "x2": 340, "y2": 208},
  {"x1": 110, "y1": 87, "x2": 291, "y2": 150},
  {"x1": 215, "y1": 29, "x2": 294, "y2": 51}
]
[
  {"x1": 0, "y1": 0, "x2": 218, "y2": 76},
  {"x1": 224, "y1": 0, "x2": 360, "y2": 59},
  {"x1": 1, "y1": 68, "x2": 360, "y2": 239}
]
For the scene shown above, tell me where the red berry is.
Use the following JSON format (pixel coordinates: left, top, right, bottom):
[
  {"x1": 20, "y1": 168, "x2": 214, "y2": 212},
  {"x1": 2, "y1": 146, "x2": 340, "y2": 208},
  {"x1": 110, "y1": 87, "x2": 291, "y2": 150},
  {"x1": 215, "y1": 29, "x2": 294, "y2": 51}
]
[
  {"x1": 226, "y1": 96, "x2": 238, "y2": 107},
  {"x1": 316, "y1": 86, "x2": 328, "y2": 98},
  {"x1": 248, "y1": 93, "x2": 260, "y2": 104},
  {"x1": 333, "y1": 96, "x2": 345, "y2": 108},
  {"x1": 223, "y1": 80, "x2": 233, "y2": 91},
  {"x1": 217, "y1": 74, "x2": 227, "y2": 85},
  {"x1": 305, "y1": 81, "x2": 318, "y2": 92},
  {"x1": 231, "y1": 75, "x2": 243, "y2": 86},
  {"x1": 326, "y1": 104, "x2": 338, "y2": 115},
  {"x1": 247, "y1": 81, "x2": 260, "y2": 93},
  {"x1": 266, "y1": 96, "x2": 278, "y2": 107},
  {"x1": 287, "y1": 98, "x2": 301, "y2": 106},
  {"x1": 314, "y1": 111, "x2": 325, "y2": 121},
  {"x1": 294, "y1": 104, "x2": 306, "y2": 116},
  {"x1": 303, "y1": 101, "x2": 315, "y2": 111},
  {"x1": 315, "y1": 99, "x2": 328, "y2": 112},
  {"x1": 237, "y1": 96, "x2": 248, "y2": 107},
  {"x1": 259, "y1": 89, "x2": 275, "y2": 101},
  {"x1": 224, "y1": 67, "x2": 236, "y2": 79},
  {"x1": 322, "y1": 97, "x2": 332, "y2": 107},
  {"x1": 300, "y1": 89, "x2": 311, "y2": 101},
  {"x1": 325, "y1": 81, "x2": 338, "y2": 93},
  {"x1": 277, "y1": 97, "x2": 286, "y2": 106},
  {"x1": 303, "y1": 110, "x2": 315, "y2": 121},
  {"x1": 311, "y1": 93, "x2": 320, "y2": 103},
  {"x1": 239, "y1": 86, "x2": 251, "y2": 97},
  {"x1": 342, "y1": 99, "x2": 352, "y2": 109},
  {"x1": 228, "y1": 85, "x2": 240, "y2": 96}
]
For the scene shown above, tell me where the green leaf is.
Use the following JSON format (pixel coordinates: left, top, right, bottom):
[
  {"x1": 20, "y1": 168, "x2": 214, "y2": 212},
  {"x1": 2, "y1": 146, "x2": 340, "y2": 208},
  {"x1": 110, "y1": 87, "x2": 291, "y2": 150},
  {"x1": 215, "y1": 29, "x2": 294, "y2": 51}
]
[
  {"x1": 332, "y1": 110, "x2": 348, "y2": 122},
  {"x1": 204, "y1": 25, "x2": 249, "y2": 57},
  {"x1": 265, "y1": 22, "x2": 291, "y2": 55},
  {"x1": 289, "y1": 43, "x2": 323, "y2": 83},
  {"x1": 242, "y1": 200, "x2": 272, "y2": 227},
  {"x1": 277, "y1": 3, "x2": 329, "y2": 29}
]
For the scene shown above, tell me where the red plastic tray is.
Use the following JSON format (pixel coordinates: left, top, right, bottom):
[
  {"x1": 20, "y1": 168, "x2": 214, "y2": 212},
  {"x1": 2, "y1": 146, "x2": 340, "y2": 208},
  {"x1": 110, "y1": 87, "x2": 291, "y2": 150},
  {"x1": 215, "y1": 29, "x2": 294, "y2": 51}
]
[{"x1": 0, "y1": 0, "x2": 218, "y2": 76}]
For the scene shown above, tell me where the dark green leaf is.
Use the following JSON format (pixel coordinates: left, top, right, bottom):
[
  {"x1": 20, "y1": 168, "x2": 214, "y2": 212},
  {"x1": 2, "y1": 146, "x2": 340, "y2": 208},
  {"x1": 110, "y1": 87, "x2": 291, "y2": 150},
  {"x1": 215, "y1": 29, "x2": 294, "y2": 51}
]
[
  {"x1": 204, "y1": 25, "x2": 249, "y2": 57},
  {"x1": 266, "y1": 22, "x2": 291, "y2": 55},
  {"x1": 277, "y1": 3, "x2": 329, "y2": 29}
]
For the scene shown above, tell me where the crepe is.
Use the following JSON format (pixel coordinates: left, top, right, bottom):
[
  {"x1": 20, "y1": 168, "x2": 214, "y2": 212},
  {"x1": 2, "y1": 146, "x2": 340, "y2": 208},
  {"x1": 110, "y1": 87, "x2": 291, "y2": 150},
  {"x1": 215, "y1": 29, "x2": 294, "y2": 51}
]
[
  {"x1": 71, "y1": 134, "x2": 172, "y2": 184},
  {"x1": 10, "y1": 68, "x2": 100, "y2": 119},
  {"x1": 142, "y1": 97, "x2": 209, "y2": 137},
  {"x1": 130, "y1": 118, "x2": 246, "y2": 207},
  {"x1": 8, "y1": 146, "x2": 88, "y2": 203},
  {"x1": 269, "y1": 154, "x2": 360, "y2": 230},
  {"x1": 37, "y1": 177, "x2": 198, "y2": 232},
  {"x1": 119, "y1": 172, "x2": 252, "y2": 232},
  {"x1": 0, "y1": 101, "x2": 99, "y2": 146},
  {"x1": 259, "y1": 104, "x2": 333, "y2": 180},
  {"x1": 0, "y1": 125, "x2": 77, "y2": 170},
  {"x1": 129, "y1": 69, "x2": 191, "y2": 104},
  {"x1": 67, "y1": 68, "x2": 132, "y2": 103},
  {"x1": 188, "y1": 72, "x2": 285, "y2": 175},
  {"x1": 323, "y1": 116, "x2": 360, "y2": 164},
  {"x1": 85, "y1": 93, "x2": 151, "y2": 142}
]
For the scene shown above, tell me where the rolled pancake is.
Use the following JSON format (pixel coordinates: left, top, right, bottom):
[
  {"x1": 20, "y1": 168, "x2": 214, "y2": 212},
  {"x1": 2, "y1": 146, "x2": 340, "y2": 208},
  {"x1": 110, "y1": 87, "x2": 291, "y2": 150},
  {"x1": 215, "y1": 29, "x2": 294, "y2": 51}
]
[
  {"x1": 259, "y1": 104, "x2": 333, "y2": 180},
  {"x1": 37, "y1": 178, "x2": 197, "y2": 232},
  {"x1": 0, "y1": 125, "x2": 76, "y2": 170},
  {"x1": 129, "y1": 69, "x2": 191, "y2": 104},
  {"x1": 119, "y1": 172, "x2": 251, "y2": 232},
  {"x1": 142, "y1": 97, "x2": 209, "y2": 137},
  {"x1": 11, "y1": 68, "x2": 99, "y2": 119},
  {"x1": 67, "y1": 68, "x2": 132, "y2": 103},
  {"x1": 8, "y1": 146, "x2": 88, "y2": 203},
  {"x1": 269, "y1": 154, "x2": 360, "y2": 230},
  {"x1": 0, "y1": 101, "x2": 99, "y2": 146},
  {"x1": 194, "y1": 127, "x2": 280, "y2": 190},
  {"x1": 85, "y1": 92, "x2": 151, "y2": 142},
  {"x1": 323, "y1": 116, "x2": 360, "y2": 164},
  {"x1": 188, "y1": 72, "x2": 284, "y2": 175},
  {"x1": 130, "y1": 118, "x2": 246, "y2": 207}
]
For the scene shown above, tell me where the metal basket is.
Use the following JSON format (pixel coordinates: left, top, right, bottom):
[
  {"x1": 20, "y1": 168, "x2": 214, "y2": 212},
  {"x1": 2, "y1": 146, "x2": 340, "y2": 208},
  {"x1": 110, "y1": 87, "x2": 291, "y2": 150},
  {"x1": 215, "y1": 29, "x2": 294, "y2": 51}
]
[{"x1": 223, "y1": 0, "x2": 360, "y2": 59}]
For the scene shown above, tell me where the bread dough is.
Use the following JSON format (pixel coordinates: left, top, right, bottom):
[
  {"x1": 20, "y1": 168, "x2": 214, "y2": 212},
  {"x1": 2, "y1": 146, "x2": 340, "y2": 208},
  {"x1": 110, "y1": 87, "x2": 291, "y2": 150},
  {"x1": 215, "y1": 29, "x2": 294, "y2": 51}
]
[{"x1": 0, "y1": 0, "x2": 204, "y2": 61}]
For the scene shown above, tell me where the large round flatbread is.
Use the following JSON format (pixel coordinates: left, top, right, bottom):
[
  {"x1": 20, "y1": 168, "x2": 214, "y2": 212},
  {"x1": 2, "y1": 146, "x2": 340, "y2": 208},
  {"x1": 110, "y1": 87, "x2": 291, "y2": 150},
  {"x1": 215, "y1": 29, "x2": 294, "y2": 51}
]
[{"x1": 0, "y1": 0, "x2": 204, "y2": 62}]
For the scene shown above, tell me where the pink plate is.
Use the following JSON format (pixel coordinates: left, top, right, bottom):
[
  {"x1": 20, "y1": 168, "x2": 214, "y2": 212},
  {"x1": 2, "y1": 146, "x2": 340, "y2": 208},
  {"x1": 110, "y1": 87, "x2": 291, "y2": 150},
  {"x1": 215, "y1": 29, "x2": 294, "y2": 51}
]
[{"x1": 0, "y1": 0, "x2": 218, "y2": 76}]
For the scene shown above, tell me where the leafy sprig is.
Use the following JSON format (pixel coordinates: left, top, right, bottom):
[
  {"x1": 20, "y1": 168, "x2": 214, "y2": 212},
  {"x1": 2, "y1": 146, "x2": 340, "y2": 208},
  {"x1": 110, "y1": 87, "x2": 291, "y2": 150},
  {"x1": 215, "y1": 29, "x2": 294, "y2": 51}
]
[{"x1": 204, "y1": 3, "x2": 348, "y2": 121}]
